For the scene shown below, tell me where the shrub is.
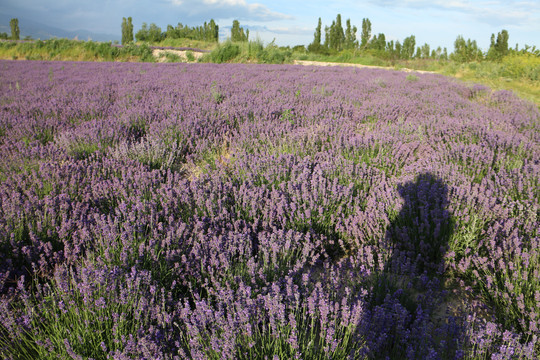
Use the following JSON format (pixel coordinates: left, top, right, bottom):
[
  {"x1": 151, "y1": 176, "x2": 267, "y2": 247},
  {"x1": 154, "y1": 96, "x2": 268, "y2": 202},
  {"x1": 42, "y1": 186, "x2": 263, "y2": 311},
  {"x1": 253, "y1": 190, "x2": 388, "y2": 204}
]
[
  {"x1": 210, "y1": 41, "x2": 240, "y2": 63},
  {"x1": 185, "y1": 51, "x2": 195, "y2": 62}
]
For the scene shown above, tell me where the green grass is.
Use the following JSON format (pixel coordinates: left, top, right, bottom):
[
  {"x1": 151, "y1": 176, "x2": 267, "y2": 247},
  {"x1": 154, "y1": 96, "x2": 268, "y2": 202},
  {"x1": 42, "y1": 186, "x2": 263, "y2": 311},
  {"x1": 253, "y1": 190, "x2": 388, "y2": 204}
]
[
  {"x1": 152, "y1": 37, "x2": 218, "y2": 51},
  {"x1": 0, "y1": 39, "x2": 154, "y2": 62}
]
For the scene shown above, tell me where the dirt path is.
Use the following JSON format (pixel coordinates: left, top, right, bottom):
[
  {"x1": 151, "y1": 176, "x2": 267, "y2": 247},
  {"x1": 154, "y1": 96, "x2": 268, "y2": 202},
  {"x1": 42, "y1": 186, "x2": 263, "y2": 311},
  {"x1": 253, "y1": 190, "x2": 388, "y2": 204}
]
[{"x1": 293, "y1": 60, "x2": 436, "y2": 74}]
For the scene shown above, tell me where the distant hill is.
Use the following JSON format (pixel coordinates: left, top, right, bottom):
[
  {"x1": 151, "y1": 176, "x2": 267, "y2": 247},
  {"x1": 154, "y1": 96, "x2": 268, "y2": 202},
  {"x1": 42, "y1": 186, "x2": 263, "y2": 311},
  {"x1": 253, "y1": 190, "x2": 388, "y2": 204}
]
[{"x1": 0, "y1": 13, "x2": 119, "y2": 42}]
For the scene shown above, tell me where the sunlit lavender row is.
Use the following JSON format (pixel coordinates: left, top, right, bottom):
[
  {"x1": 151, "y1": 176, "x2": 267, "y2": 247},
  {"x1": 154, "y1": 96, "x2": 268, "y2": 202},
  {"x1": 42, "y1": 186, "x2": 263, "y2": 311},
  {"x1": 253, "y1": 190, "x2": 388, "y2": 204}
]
[{"x1": 0, "y1": 60, "x2": 538, "y2": 359}]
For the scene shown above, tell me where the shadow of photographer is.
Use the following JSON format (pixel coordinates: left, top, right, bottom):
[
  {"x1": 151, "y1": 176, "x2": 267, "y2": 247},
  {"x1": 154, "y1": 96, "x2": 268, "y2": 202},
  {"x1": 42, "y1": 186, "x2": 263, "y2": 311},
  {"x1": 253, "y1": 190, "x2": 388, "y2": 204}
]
[{"x1": 364, "y1": 172, "x2": 460, "y2": 358}]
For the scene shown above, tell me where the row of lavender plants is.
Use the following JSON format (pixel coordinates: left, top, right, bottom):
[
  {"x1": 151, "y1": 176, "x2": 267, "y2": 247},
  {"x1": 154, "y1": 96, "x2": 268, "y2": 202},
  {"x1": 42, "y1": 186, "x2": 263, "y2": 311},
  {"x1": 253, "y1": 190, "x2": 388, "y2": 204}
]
[{"x1": 0, "y1": 60, "x2": 538, "y2": 359}]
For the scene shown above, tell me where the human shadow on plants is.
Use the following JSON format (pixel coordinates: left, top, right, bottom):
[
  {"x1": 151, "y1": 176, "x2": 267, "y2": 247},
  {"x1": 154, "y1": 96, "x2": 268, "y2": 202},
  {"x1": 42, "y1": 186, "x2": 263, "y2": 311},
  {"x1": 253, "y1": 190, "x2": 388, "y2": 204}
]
[{"x1": 363, "y1": 173, "x2": 462, "y2": 359}]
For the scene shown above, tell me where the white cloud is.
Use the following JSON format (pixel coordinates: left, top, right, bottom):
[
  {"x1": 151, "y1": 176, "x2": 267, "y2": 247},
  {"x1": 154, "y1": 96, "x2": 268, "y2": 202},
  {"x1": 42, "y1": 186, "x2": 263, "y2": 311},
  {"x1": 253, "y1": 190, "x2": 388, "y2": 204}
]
[
  {"x1": 371, "y1": 0, "x2": 538, "y2": 26},
  {"x1": 169, "y1": 0, "x2": 293, "y2": 21}
]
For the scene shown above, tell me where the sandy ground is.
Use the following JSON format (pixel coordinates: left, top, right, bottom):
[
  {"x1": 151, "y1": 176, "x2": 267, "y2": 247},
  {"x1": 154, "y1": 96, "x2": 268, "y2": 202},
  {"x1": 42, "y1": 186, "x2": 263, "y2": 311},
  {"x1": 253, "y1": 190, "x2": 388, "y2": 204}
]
[
  {"x1": 293, "y1": 60, "x2": 435, "y2": 74},
  {"x1": 152, "y1": 49, "x2": 205, "y2": 63}
]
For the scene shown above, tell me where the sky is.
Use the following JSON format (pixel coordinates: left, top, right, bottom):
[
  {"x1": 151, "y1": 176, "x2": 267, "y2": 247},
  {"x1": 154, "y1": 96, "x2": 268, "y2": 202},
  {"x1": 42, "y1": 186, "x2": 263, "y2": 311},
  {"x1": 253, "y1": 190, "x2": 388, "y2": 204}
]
[{"x1": 1, "y1": 0, "x2": 539, "y2": 52}]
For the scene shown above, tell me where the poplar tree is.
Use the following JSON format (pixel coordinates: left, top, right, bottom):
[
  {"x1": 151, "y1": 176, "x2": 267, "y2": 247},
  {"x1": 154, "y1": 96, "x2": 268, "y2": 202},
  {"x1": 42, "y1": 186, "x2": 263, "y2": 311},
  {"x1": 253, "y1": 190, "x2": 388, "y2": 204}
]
[
  {"x1": 401, "y1": 35, "x2": 416, "y2": 59},
  {"x1": 360, "y1": 18, "x2": 371, "y2": 49},
  {"x1": 420, "y1": 43, "x2": 430, "y2": 59},
  {"x1": 121, "y1": 18, "x2": 128, "y2": 44},
  {"x1": 325, "y1": 15, "x2": 345, "y2": 51},
  {"x1": 314, "y1": 18, "x2": 322, "y2": 46},
  {"x1": 344, "y1": 19, "x2": 357, "y2": 50},
  {"x1": 370, "y1": 33, "x2": 386, "y2": 51},
  {"x1": 487, "y1": 29, "x2": 509, "y2": 60},
  {"x1": 209, "y1": 19, "x2": 219, "y2": 42},
  {"x1": 452, "y1": 35, "x2": 482, "y2": 62},
  {"x1": 127, "y1": 17, "x2": 134, "y2": 43},
  {"x1": 308, "y1": 18, "x2": 324, "y2": 53},
  {"x1": 334, "y1": 14, "x2": 344, "y2": 51},
  {"x1": 231, "y1": 20, "x2": 247, "y2": 42},
  {"x1": 10, "y1": 18, "x2": 20, "y2": 40}
]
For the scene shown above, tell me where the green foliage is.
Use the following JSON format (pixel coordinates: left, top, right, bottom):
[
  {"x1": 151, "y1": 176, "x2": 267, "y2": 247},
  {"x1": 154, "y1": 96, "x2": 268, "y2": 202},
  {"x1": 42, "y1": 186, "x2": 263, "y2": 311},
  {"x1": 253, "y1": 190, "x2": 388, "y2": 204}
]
[
  {"x1": 401, "y1": 35, "x2": 416, "y2": 59},
  {"x1": 292, "y1": 45, "x2": 306, "y2": 53},
  {"x1": 344, "y1": 19, "x2": 358, "y2": 50},
  {"x1": 10, "y1": 18, "x2": 20, "y2": 40},
  {"x1": 207, "y1": 38, "x2": 293, "y2": 64},
  {"x1": 135, "y1": 22, "x2": 163, "y2": 43},
  {"x1": 231, "y1": 20, "x2": 248, "y2": 42},
  {"x1": 185, "y1": 50, "x2": 195, "y2": 62},
  {"x1": 406, "y1": 74, "x2": 419, "y2": 82},
  {"x1": 369, "y1": 33, "x2": 386, "y2": 52},
  {"x1": 466, "y1": 53, "x2": 540, "y2": 82},
  {"x1": 500, "y1": 53, "x2": 540, "y2": 81},
  {"x1": 121, "y1": 17, "x2": 134, "y2": 45},
  {"x1": 256, "y1": 41, "x2": 292, "y2": 64},
  {"x1": 451, "y1": 35, "x2": 483, "y2": 63},
  {"x1": 165, "y1": 19, "x2": 218, "y2": 42},
  {"x1": 487, "y1": 29, "x2": 510, "y2": 61},
  {"x1": 0, "y1": 38, "x2": 158, "y2": 62},
  {"x1": 209, "y1": 41, "x2": 241, "y2": 63},
  {"x1": 308, "y1": 18, "x2": 326, "y2": 54},
  {"x1": 418, "y1": 43, "x2": 431, "y2": 59},
  {"x1": 360, "y1": 18, "x2": 371, "y2": 50},
  {"x1": 121, "y1": 17, "x2": 127, "y2": 45},
  {"x1": 324, "y1": 14, "x2": 346, "y2": 51},
  {"x1": 163, "y1": 52, "x2": 182, "y2": 62}
]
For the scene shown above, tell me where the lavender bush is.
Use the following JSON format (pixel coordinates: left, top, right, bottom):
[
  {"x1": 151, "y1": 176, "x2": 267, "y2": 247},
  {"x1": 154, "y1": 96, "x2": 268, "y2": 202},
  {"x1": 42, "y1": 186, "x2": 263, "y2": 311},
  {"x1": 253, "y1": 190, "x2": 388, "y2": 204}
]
[{"x1": 0, "y1": 60, "x2": 538, "y2": 359}]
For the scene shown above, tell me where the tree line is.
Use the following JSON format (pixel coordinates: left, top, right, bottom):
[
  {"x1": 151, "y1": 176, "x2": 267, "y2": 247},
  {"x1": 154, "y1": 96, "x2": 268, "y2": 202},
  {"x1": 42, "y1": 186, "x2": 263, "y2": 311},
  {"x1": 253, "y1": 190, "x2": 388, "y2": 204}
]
[
  {"x1": 121, "y1": 18, "x2": 219, "y2": 44},
  {"x1": 307, "y1": 15, "x2": 538, "y2": 62},
  {"x1": 123, "y1": 18, "x2": 253, "y2": 44},
  {"x1": 3, "y1": 16, "x2": 537, "y2": 63},
  {"x1": 308, "y1": 15, "x2": 440, "y2": 60}
]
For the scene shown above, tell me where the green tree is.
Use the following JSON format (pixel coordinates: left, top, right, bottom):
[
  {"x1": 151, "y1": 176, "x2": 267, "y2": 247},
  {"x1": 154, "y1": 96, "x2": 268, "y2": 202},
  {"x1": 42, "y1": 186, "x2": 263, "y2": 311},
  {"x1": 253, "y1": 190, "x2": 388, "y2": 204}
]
[
  {"x1": 344, "y1": 19, "x2": 358, "y2": 50},
  {"x1": 360, "y1": 18, "x2": 371, "y2": 49},
  {"x1": 324, "y1": 15, "x2": 345, "y2": 51},
  {"x1": 386, "y1": 40, "x2": 397, "y2": 59},
  {"x1": 324, "y1": 24, "x2": 330, "y2": 48},
  {"x1": 401, "y1": 35, "x2": 416, "y2": 59},
  {"x1": 209, "y1": 19, "x2": 219, "y2": 42},
  {"x1": 432, "y1": 46, "x2": 444, "y2": 60},
  {"x1": 127, "y1": 17, "x2": 134, "y2": 44},
  {"x1": 314, "y1": 18, "x2": 322, "y2": 47},
  {"x1": 451, "y1": 35, "x2": 482, "y2": 62},
  {"x1": 487, "y1": 29, "x2": 509, "y2": 60},
  {"x1": 163, "y1": 19, "x2": 218, "y2": 42},
  {"x1": 308, "y1": 18, "x2": 323, "y2": 53},
  {"x1": 135, "y1": 22, "x2": 162, "y2": 42},
  {"x1": 420, "y1": 43, "x2": 430, "y2": 59},
  {"x1": 10, "y1": 18, "x2": 20, "y2": 40},
  {"x1": 148, "y1": 23, "x2": 162, "y2": 42},
  {"x1": 395, "y1": 41, "x2": 402, "y2": 59},
  {"x1": 334, "y1": 14, "x2": 345, "y2": 50},
  {"x1": 369, "y1": 33, "x2": 386, "y2": 51},
  {"x1": 121, "y1": 18, "x2": 129, "y2": 45},
  {"x1": 231, "y1": 20, "x2": 248, "y2": 42},
  {"x1": 496, "y1": 29, "x2": 509, "y2": 55}
]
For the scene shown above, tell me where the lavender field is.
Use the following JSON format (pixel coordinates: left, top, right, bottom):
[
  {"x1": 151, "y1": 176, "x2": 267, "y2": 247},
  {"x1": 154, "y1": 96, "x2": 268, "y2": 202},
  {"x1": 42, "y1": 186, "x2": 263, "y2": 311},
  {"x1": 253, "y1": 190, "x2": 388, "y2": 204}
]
[{"x1": 0, "y1": 60, "x2": 538, "y2": 359}]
